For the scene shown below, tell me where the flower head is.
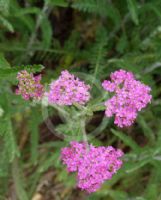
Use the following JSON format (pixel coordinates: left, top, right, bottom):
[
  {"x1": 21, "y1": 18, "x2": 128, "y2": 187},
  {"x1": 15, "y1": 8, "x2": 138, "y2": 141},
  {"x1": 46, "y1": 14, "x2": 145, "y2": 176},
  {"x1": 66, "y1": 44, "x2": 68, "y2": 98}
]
[
  {"x1": 46, "y1": 70, "x2": 90, "y2": 105},
  {"x1": 102, "y1": 69, "x2": 152, "y2": 127},
  {"x1": 61, "y1": 141, "x2": 123, "y2": 193},
  {"x1": 16, "y1": 70, "x2": 44, "y2": 100}
]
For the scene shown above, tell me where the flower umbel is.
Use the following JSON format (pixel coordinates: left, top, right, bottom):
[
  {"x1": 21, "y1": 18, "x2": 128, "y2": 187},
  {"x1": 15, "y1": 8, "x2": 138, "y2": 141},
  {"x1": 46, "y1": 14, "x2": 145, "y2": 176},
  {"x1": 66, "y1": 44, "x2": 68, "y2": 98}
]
[
  {"x1": 16, "y1": 70, "x2": 44, "y2": 100},
  {"x1": 61, "y1": 141, "x2": 123, "y2": 193},
  {"x1": 102, "y1": 69, "x2": 152, "y2": 127},
  {"x1": 46, "y1": 70, "x2": 90, "y2": 105}
]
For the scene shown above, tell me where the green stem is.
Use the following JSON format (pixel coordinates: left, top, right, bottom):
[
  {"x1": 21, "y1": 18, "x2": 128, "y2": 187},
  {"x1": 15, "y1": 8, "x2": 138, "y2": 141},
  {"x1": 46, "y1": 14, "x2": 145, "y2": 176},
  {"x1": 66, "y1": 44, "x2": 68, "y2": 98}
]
[{"x1": 80, "y1": 120, "x2": 89, "y2": 150}]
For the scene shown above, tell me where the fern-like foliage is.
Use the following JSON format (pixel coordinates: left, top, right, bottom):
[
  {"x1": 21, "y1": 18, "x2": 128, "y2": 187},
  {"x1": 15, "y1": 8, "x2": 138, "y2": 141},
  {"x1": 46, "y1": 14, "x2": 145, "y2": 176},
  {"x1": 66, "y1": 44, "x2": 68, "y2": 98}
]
[
  {"x1": 72, "y1": 0, "x2": 121, "y2": 26},
  {"x1": 0, "y1": 93, "x2": 19, "y2": 162},
  {"x1": 89, "y1": 26, "x2": 108, "y2": 80},
  {"x1": 0, "y1": 0, "x2": 10, "y2": 15},
  {"x1": 0, "y1": 0, "x2": 14, "y2": 32},
  {"x1": 28, "y1": 107, "x2": 43, "y2": 164},
  {"x1": 0, "y1": 15, "x2": 14, "y2": 32}
]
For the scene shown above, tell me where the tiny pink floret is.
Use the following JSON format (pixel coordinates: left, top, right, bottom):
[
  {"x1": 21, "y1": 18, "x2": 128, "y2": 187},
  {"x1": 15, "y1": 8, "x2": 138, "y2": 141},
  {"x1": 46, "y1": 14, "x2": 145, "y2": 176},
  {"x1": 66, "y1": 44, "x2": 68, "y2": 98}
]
[
  {"x1": 61, "y1": 141, "x2": 124, "y2": 193},
  {"x1": 46, "y1": 70, "x2": 90, "y2": 105},
  {"x1": 16, "y1": 70, "x2": 44, "y2": 100},
  {"x1": 102, "y1": 69, "x2": 152, "y2": 127}
]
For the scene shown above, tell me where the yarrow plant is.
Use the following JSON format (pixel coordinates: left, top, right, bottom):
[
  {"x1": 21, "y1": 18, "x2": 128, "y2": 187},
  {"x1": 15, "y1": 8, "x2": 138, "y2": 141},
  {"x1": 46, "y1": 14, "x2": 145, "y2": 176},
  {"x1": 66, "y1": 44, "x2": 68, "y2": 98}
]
[
  {"x1": 102, "y1": 69, "x2": 152, "y2": 127},
  {"x1": 46, "y1": 70, "x2": 91, "y2": 105},
  {"x1": 16, "y1": 70, "x2": 44, "y2": 100},
  {"x1": 15, "y1": 68, "x2": 152, "y2": 193},
  {"x1": 61, "y1": 141, "x2": 124, "y2": 193}
]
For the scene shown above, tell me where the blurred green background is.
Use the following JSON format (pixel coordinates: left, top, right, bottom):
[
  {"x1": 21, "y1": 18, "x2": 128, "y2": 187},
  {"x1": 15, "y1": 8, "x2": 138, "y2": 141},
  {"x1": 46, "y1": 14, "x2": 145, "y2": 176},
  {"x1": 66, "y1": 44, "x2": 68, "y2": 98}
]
[{"x1": 0, "y1": 0, "x2": 161, "y2": 199}]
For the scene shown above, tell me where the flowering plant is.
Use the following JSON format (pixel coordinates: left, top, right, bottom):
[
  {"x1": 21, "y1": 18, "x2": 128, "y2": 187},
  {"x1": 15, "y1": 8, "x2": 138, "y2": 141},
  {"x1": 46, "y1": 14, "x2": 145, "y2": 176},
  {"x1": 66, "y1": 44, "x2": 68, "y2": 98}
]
[{"x1": 15, "y1": 68, "x2": 151, "y2": 193}]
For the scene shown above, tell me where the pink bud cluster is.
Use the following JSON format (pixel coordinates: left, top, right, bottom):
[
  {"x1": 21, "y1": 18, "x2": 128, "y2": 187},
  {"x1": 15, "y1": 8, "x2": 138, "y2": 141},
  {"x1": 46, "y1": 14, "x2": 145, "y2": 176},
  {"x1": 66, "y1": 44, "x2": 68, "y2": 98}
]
[
  {"x1": 102, "y1": 69, "x2": 152, "y2": 127},
  {"x1": 16, "y1": 70, "x2": 44, "y2": 100},
  {"x1": 46, "y1": 70, "x2": 90, "y2": 105},
  {"x1": 61, "y1": 141, "x2": 123, "y2": 193}
]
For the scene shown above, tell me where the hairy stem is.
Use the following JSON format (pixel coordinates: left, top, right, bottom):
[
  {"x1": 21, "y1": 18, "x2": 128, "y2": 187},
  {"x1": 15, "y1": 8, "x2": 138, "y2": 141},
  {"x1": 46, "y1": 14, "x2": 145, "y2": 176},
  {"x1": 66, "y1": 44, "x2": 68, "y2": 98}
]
[{"x1": 80, "y1": 119, "x2": 89, "y2": 150}]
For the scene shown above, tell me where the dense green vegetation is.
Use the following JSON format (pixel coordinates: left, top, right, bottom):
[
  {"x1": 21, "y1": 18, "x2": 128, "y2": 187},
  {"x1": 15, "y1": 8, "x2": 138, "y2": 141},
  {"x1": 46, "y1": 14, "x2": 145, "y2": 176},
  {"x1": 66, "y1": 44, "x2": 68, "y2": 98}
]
[{"x1": 0, "y1": 0, "x2": 161, "y2": 199}]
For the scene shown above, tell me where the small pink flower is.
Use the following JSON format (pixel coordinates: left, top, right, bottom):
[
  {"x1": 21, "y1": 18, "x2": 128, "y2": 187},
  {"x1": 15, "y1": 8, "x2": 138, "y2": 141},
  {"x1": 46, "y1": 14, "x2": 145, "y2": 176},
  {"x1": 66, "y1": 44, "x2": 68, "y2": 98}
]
[
  {"x1": 16, "y1": 70, "x2": 44, "y2": 100},
  {"x1": 46, "y1": 70, "x2": 90, "y2": 105},
  {"x1": 102, "y1": 69, "x2": 152, "y2": 127},
  {"x1": 61, "y1": 141, "x2": 124, "y2": 193}
]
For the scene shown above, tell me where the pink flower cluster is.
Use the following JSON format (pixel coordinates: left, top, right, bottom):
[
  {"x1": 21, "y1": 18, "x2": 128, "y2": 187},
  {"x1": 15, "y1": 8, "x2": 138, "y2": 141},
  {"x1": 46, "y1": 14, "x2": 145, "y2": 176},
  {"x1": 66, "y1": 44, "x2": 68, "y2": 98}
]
[
  {"x1": 16, "y1": 70, "x2": 44, "y2": 100},
  {"x1": 46, "y1": 70, "x2": 90, "y2": 105},
  {"x1": 102, "y1": 69, "x2": 152, "y2": 127},
  {"x1": 61, "y1": 141, "x2": 123, "y2": 193}
]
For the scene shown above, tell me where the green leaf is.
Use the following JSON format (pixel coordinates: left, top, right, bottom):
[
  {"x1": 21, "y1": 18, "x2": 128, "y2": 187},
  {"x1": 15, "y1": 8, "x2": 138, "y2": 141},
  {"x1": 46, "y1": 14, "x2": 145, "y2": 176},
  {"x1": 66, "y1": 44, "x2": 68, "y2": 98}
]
[
  {"x1": 47, "y1": 0, "x2": 68, "y2": 7},
  {"x1": 88, "y1": 189, "x2": 128, "y2": 200},
  {"x1": 116, "y1": 33, "x2": 128, "y2": 53},
  {"x1": 144, "y1": 161, "x2": 161, "y2": 199},
  {"x1": 29, "y1": 107, "x2": 42, "y2": 164},
  {"x1": 73, "y1": 0, "x2": 121, "y2": 26},
  {"x1": 38, "y1": 152, "x2": 60, "y2": 173},
  {"x1": 124, "y1": 157, "x2": 151, "y2": 173},
  {"x1": 16, "y1": 7, "x2": 40, "y2": 16},
  {"x1": 111, "y1": 129, "x2": 141, "y2": 152},
  {"x1": 0, "y1": 0, "x2": 10, "y2": 15},
  {"x1": 127, "y1": 0, "x2": 139, "y2": 25},
  {"x1": 137, "y1": 116, "x2": 155, "y2": 143},
  {"x1": 0, "y1": 15, "x2": 14, "y2": 32},
  {"x1": 141, "y1": 3, "x2": 161, "y2": 21},
  {"x1": 88, "y1": 26, "x2": 108, "y2": 83},
  {"x1": 40, "y1": 16, "x2": 52, "y2": 48},
  {"x1": 4, "y1": 117, "x2": 19, "y2": 161},
  {"x1": 0, "y1": 141, "x2": 9, "y2": 177},
  {"x1": 0, "y1": 64, "x2": 44, "y2": 80},
  {"x1": 108, "y1": 190, "x2": 128, "y2": 200},
  {"x1": 0, "y1": 93, "x2": 19, "y2": 162},
  {"x1": 0, "y1": 53, "x2": 10, "y2": 68},
  {"x1": 12, "y1": 159, "x2": 29, "y2": 200}
]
